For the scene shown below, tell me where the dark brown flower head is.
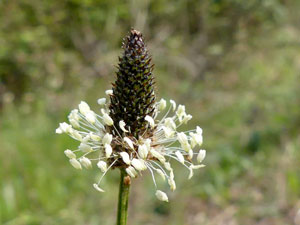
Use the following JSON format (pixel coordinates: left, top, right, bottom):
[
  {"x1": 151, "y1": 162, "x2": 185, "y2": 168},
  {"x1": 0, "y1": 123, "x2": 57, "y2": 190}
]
[{"x1": 109, "y1": 29, "x2": 156, "y2": 138}]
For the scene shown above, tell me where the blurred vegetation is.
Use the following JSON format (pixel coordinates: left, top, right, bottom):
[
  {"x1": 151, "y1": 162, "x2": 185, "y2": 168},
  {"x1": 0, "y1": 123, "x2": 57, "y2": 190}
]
[{"x1": 1, "y1": 0, "x2": 300, "y2": 224}]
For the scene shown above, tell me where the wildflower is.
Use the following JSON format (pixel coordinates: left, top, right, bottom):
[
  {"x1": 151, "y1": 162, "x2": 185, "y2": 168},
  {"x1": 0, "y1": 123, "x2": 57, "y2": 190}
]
[{"x1": 56, "y1": 29, "x2": 206, "y2": 203}]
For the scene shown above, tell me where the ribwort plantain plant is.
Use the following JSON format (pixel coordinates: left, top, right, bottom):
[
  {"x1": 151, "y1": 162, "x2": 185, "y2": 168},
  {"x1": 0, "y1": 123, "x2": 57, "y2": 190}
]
[{"x1": 56, "y1": 29, "x2": 206, "y2": 225}]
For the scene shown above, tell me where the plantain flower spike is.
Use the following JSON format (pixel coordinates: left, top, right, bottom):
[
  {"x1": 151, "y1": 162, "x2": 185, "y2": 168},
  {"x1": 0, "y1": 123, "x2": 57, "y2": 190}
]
[{"x1": 56, "y1": 29, "x2": 206, "y2": 202}]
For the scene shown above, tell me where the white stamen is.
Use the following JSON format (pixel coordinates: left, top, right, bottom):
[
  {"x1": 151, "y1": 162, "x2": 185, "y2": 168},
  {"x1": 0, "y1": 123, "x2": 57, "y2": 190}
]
[
  {"x1": 124, "y1": 137, "x2": 134, "y2": 149},
  {"x1": 105, "y1": 144, "x2": 112, "y2": 158},
  {"x1": 119, "y1": 120, "x2": 128, "y2": 132},
  {"x1": 196, "y1": 126, "x2": 203, "y2": 135},
  {"x1": 158, "y1": 99, "x2": 167, "y2": 111},
  {"x1": 90, "y1": 132, "x2": 101, "y2": 141},
  {"x1": 145, "y1": 115, "x2": 155, "y2": 128},
  {"x1": 175, "y1": 151, "x2": 185, "y2": 164},
  {"x1": 150, "y1": 148, "x2": 166, "y2": 163},
  {"x1": 97, "y1": 98, "x2": 106, "y2": 105},
  {"x1": 69, "y1": 158, "x2": 82, "y2": 169},
  {"x1": 138, "y1": 144, "x2": 148, "y2": 159},
  {"x1": 156, "y1": 169, "x2": 166, "y2": 181},
  {"x1": 102, "y1": 133, "x2": 112, "y2": 145},
  {"x1": 176, "y1": 104, "x2": 186, "y2": 118},
  {"x1": 156, "y1": 190, "x2": 169, "y2": 202},
  {"x1": 197, "y1": 149, "x2": 206, "y2": 163},
  {"x1": 188, "y1": 149, "x2": 194, "y2": 159},
  {"x1": 56, "y1": 122, "x2": 72, "y2": 134},
  {"x1": 79, "y1": 143, "x2": 92, "y2": 153},
  {"x1": 97, "y1": 161, "x2": 107, "y2": 173},
  {"x1": 170, "y1": 100, "x2": 176, "y2": 111},
  {"x1": 131, "y1": 158, "x2": 147, "y2": 171},
  {"x1": 86, "y1": 111, "x2": 96, "y2": 124},
  {"x1": 162, "y1": 126, "x2": 175, "y2": 138},
  {"x1": 105, "y1": 89, "x2": 113, "y2": 95},
  {"x1": 78, "y1": 101, "x2": 90, "y2": 115},
  {"x1": 80, "y1": 157, "x2": 92, "y2": 169},
  {"x1": 182, "y1": 114, "x2": 192, "y2": 124},
  {"x1": 191, "y1": 164, "x2": 205, "y2": 169},
  {"x1": 64, "y1": 149, "x2": 76, "y2": 159},
  {"x1": 93, "y1": 183, "x2": 105, "y2": 192},
  {"x1": 168, "y1": 177, "x2": 176, "y2": 191},
  {"x1": 126, "y1": 166, "x2": 138, "y2": 178},
  {"x1": 177, "y1": 132, "x2": 188, "y2": 145},
  {"x1": 69, "y1": 119, "x2": 80, "y2": 128},
  {"x1": 164, "y1": 118, "x2": 176, "y2": 130},
  {"x1": 120, "y1": 152, "x2": 131, "y2": 165},
  {"x1": 103, "y1": 113, "x2": 114, "y2": 126},
  {"x1": 82, "y1": 134, "x2": 91, "y2": 143},
  {"x1": 188, "y1": 166, "x2": 194, "y2": 179},
  {"x1": 164, "y1": 162, "x2": 173, "y2": 171},
  {"x1": 145, "y1": 139, "x2": 151, "y2": 150},
  {"x1": 71, "y1": 130, "x2": 82, "y2": 141}
]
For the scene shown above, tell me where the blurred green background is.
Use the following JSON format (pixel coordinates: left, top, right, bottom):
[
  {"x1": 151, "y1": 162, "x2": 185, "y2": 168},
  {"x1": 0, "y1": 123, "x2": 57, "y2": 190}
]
[{"x1": 1, "y1": 0, "x2": 300, "y2": 224}]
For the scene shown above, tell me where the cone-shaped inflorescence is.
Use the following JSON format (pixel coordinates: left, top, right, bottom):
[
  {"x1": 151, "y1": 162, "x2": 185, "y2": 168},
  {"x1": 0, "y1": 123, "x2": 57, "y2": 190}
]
[{"x1": 109, "y1": 29, "x2": 156, "y2": 138}]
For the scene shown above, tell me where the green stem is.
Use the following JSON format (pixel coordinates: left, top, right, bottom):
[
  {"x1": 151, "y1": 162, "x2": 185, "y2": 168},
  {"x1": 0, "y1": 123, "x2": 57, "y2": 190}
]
[{"x1": 116, "y1": 169, "x2": 130, "y2": 225}]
